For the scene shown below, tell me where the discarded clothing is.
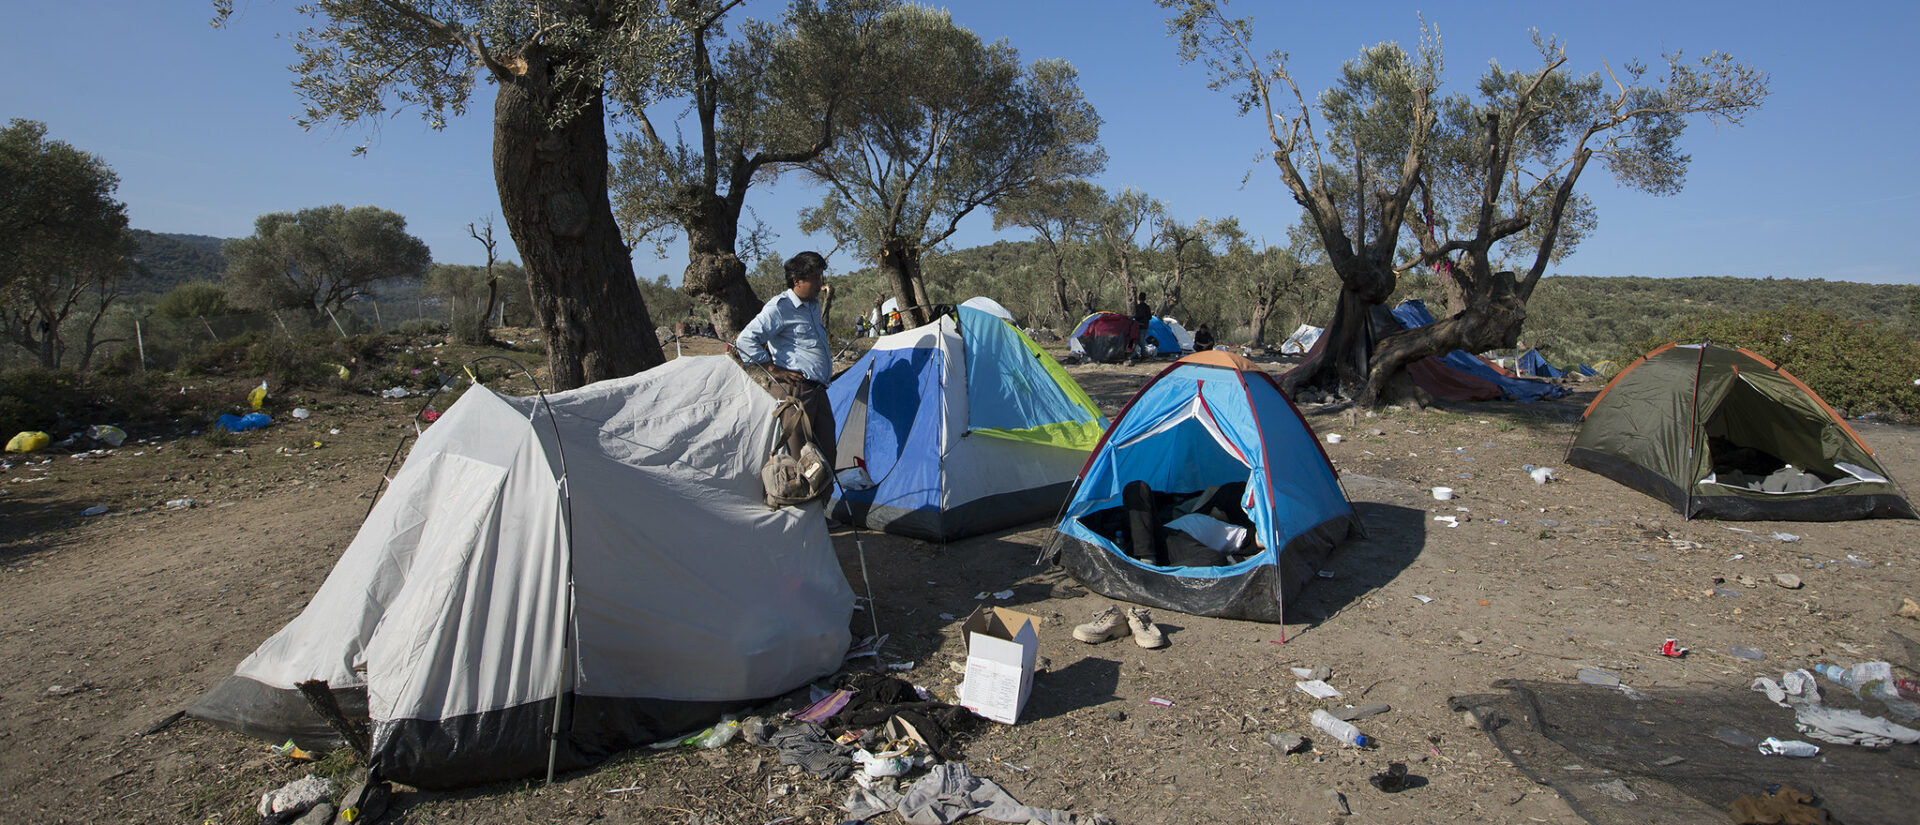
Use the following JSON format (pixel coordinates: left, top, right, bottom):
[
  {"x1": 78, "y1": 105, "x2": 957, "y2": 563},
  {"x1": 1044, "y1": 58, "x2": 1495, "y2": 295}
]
[
  {"x1": 1727, "y1": 784, "x2": 1833, "y2": 825},
  {"x1": 895, "y1": 763, "x2": 1108, "y2": 825},
  {"x1": 1752, "y1": 670, "x2": 1920, "y2": 747},
  {"x1": 831, "y1": 673, "x2": 982, "y2": 762},
  {"x1": 764, "y1": 721, "x2": 856, "y2": 781}
]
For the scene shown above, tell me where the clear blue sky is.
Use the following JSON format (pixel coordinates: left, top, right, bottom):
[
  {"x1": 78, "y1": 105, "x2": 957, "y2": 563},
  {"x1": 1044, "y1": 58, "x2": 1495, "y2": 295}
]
[{"x1": 5, "y1": 1, "x2": 1915, "y2": 285}]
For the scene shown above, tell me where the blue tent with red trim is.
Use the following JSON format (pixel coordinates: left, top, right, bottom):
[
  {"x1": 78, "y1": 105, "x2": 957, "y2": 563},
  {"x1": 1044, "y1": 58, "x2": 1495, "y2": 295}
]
[{"x1": 1043, "y1": 351, "x2": 1359, "y2": 622}]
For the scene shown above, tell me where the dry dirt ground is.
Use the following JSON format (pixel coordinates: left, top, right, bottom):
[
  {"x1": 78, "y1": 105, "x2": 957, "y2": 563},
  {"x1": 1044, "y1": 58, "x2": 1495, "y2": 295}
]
[{"x1": 3, "y1": 335, "x2": 1917, "y2": 825}]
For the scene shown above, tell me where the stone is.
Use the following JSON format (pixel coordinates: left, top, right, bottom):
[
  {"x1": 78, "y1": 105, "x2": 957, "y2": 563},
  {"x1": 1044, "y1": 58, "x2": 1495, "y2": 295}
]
[
  {"x1": 1267, "y1": 731, "x2": 1308, "y2": 754},
  {"x1": 1457, "y1": 631, "x2": 1481, "y2": 645},
  {"x1": 1330, "y1": 702, "x2": 1390, "y2": 722},
  {"x1": 1325, "y1": 788, "x2": 1350, "y2": 815},
  {"x1": 1108, "y1": 709, "x2": 1126, "y2": 722},
  {"x1": 1773, "y1": 573, "x2": 1804, "y2": 590},
  {"x1": 292, "y1": 802, "x2": 336, "y2": 825}
]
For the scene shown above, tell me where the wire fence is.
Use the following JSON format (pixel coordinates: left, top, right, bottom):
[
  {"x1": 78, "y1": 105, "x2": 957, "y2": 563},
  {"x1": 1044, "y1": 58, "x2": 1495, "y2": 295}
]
[{"x1": 0, "y1": 296, "x2": 524, "y2": 373}]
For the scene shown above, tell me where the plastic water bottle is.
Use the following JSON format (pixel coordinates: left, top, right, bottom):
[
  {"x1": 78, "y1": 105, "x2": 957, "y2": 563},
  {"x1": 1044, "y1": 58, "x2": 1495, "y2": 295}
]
[{"x1": 1310, "y1": 709, "x2": 1371, "y2": 747}]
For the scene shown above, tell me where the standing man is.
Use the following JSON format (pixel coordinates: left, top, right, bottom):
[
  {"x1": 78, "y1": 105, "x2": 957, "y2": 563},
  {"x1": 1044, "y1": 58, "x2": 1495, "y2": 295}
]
[
  {"x1": 736, "y1": 251, "x2": 836, "y2": 466},
  {"x1": 1130, "y1": 291, "x2": 1153, "y2": 363}
]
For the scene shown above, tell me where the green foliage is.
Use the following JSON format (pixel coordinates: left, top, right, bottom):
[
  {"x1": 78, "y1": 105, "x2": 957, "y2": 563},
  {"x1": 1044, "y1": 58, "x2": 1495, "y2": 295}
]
[
  {"x1": 128, "y1": 230, "x2": 228, "y2": 294},
  {"x1": 0, "y1": 367, "x2": 196, "y2": 439},
  {"x1": 223, "y1": 205, "x2": 432, "y2": 314},
  {"x1": 0, "y1": 119, "x2": 136, "y2": 368},
  {"x1": 154, "y1": 281, "x2": 236, "y2": 319},
  {"x1": 1529, "y1": 275, "x2": 1913, "y2": 368},
  {"x1": 1632, "y1": 304, "x2": 1920, "y2": 419}
]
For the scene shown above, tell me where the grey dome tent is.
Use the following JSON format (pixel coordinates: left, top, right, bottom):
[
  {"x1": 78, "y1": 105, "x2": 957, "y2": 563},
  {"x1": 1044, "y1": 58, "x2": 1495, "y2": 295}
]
[
  {"x1": 189, "y1": 356, "x2": 855, "y2": 788},
  {"x1": 1566, "y1": 343, "x2": 1914, "y2": 521}
]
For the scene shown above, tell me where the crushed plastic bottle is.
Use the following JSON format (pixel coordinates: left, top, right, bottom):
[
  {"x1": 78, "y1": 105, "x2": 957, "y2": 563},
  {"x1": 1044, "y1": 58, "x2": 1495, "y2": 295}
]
[
  {"x1": 1729, "y1": 645, "x2": 1767, "y2": 661},
  {"x1": 1310, "y1": 708, "x2": 1371, "y2": 747}
]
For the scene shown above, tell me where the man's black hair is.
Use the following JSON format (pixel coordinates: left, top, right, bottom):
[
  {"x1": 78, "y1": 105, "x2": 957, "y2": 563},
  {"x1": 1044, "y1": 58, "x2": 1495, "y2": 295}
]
[{"x1": 785, "y1": 251, "x2": 827, "y2": 288}]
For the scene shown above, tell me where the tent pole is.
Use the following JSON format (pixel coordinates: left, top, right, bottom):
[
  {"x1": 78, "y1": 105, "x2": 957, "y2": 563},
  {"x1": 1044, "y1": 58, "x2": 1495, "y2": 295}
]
[{"x1": 855, "y1": 531, "x2": 883, "y2": 653}]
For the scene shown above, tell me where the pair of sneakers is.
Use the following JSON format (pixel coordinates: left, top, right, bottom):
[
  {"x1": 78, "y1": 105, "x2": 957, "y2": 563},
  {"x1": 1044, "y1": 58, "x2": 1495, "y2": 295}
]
[{"x1": 1072, "y1": 604, "x2": 1166, "y2": 649}]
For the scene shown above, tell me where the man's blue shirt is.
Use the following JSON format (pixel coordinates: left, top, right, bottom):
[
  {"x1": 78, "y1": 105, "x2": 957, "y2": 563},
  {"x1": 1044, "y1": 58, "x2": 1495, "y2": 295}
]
[{"x1": 735, "y1": 289, "x2": 832, "y2": 384}]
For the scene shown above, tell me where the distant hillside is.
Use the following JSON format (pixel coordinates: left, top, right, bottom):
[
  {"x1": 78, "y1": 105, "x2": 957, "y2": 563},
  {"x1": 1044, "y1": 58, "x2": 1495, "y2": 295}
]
[
  {"x1": 129, "y1": 230, "x2": 228, "y2": 294},
  {"x1": 1519, "y1": 275, "x2": 1917, "y2": 368}
]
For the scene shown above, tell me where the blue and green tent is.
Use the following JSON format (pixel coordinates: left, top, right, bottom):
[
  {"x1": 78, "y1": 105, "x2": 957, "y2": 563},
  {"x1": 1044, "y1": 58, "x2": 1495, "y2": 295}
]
[
  {"x1": 828, "y1": 304, "x2": 1106, "y2": 541},
  {"x1": 1044, "y1": 351, "x2": 1358, "y2": 622}
]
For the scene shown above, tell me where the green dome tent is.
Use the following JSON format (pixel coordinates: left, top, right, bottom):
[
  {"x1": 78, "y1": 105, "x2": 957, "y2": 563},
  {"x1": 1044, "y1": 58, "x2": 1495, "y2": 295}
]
[{"x1": 1566, "y1": 343, "x2": 1914, "y2": 521}]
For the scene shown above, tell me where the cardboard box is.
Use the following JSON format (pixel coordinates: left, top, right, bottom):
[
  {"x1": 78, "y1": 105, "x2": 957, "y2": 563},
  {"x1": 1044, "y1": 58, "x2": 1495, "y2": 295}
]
[{"x1": 956, "y1": 606, "x2": 1041, "y2": 724}]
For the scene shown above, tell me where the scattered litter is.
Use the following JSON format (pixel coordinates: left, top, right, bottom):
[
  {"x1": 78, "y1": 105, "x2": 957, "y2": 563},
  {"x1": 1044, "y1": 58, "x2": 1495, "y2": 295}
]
[
  {"x1": 271, "y1": 739, "x2": 314, "y2": 760},
  {"x1": 1325, "y1": 433, "x2": 1343, "y2": 444},
  {"x1": 1315, "y1": 570, "x2": 1337, "y2": 579},
  {"x1": 938, "y1": 613, "x2": 955, "y2": 621},
  {"x1": 1758, "y1": 737, "x2": 1820, "y2": 757},
  {"x1": 1433, "y1": 516, "x2": 1459, "y2": 528},
  {"x1": 81, "y1": 505, "x2": 109, "y2": 516},
  {"x1": 1576, "y1": 668, "x2": 1621, "y2": 688},
  {"x1": 214, "y1": 412, "x2": 272, "y2": 432},
  {"x1": 1772, "y1": 532, "x2": 1801, "y2": 543},
  {"x1": 1660, "y1": 639, "x2": 1689, "y2": 658},
  {"x1": 1529, "y1": 466, "x2": 1557, "y2": 484},
  {"x1": 1295, "y1": 680, "x2": 1342, "y2": 699},
  {"x1": 381, "y1": 387, "x2": 412, "y2": 398},
  {"x1": 1592, "y1": 778, "x2": 1638, "y2": 803},
  {"x1": 1844, "y1": 554, "x2": 1874, "y2": 568},
  {"x1": 1412, "y1": 594, "x2": 1433, "y2": 603},
  {"x1": 1654, "y1": 755, "x2": 1686, "y2": 766},
  {"x1": 991, "y1": 589, "x2": 1014, "y2": 600},
  {"x1": 1368, "y1": 761, "x2": 1411, "y2": 792},
  {"x1": 1712, "y1": 588, "x2": 1742, "y2": 598},
  {"x1": 1325, "y1": 788, "x2": 1350, "y2": 815},
  {"x1": 1147, "y1": 697, "x2": 1175, "y2": 707},
  {"x1": 5, "y1": 431, "x2": 51, "y2": 453},
  {"x1": 1729, "y1": 644, "x2": 1767, "y2": 661},
  {"x1": 165, "y1": 498, "x2": 195, "y2": 510},
  {"x1": 1430, "y1": 486, "x2": 1454, "y2": 501},
  {"x1": 291, "y1": 408, "x2": 311, "y2": 420},
  {"x1": 44, "y1": 682, "x2": 94, "y2": 697},
  {"x1": 328, "y1": 428, "x2": 340, "y2": 435},
  {"x1": 1729, "y1": 553, "x2": 1745, "y2": 560},
  {"x1": 604, "y1": 785, "x2": 644, "y2": 794},
  {"x1": 886, "y1": 661, "x2": 914, "y2": 671},
  {"x1": 86, "y1": 424, "x2": 127, "y2": 447}
]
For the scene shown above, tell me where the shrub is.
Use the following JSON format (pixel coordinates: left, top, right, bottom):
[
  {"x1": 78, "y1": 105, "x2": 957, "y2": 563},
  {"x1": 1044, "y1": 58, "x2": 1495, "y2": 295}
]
[{"x1": 1629, "y1": 304, "x2": 1920, "y2": 420}]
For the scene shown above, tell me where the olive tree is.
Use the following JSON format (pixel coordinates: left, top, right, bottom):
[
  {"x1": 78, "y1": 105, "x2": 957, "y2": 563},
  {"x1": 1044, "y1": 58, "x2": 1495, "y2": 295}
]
[
  {"x1": 1164, "y1": 1, "x2": 1768, "y2": 403},
  {"x1": 0, "y1": 120, "x2": 136, "y2": 369},
  {"x1": 991, "y1": 178, "x2": 1102, "y2": 327},
  {"x1": 612, "y1": 0, "x2": 890, "y2": 342},
  {"x1": 224, "y1": 205, "x2": 431, "y2": 317},
  {"x1": 798, "y1": 5, "x2": 1105, "y2": 328},
  {"x1": 216, "y1": 0, "x2": 688, "y2": 389}
]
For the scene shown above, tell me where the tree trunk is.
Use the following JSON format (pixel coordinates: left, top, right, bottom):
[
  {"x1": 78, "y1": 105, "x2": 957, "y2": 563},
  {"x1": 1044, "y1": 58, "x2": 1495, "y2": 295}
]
[
  {"x1": 681, "y1": 191, "x2": 763, "y2": 344},
  {"x1": 880, "y1": 239, "x2": 927, "y2": 326},
  {"x1": 492, "y1": 59, "x2": 663, "y2": 391},
  {"x1": 1362, "y1": 271, "x2": 1527, "y2": 402},
  {"x1": 1281, "y1": 266, "x2": 1395, "y2": 399}
]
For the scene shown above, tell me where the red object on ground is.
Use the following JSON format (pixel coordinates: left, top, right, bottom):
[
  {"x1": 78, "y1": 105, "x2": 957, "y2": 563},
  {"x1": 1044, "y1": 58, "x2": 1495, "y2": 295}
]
[{"x1": 1660, "y1": 639, "x2": 1689, "y2": 657}]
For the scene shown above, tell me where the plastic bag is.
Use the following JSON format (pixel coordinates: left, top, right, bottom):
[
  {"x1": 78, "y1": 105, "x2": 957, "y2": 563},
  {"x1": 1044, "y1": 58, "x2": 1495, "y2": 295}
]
[
  {"x1": 215, "y1": 412, "x2": 273, "y2": 433},
  {"x1": 248, "y1": 381, "x2": 268, "y2": 411},
  {"x1": 6, "y1": 431, "x2": 50, "y2": 453},
  {"x1": 87, "y1": 424, "x2": 127, "y2": 447}
]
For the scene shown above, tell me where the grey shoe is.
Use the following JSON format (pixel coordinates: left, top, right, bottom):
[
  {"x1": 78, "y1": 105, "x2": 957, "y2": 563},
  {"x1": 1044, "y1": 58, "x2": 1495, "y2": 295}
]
[
  {"x1": 1127, "y1": 607, "x2": 1167, "y2": 648},
  {"x1": 1072, "y1": 606, "x2": 1125, "y2": 643}
]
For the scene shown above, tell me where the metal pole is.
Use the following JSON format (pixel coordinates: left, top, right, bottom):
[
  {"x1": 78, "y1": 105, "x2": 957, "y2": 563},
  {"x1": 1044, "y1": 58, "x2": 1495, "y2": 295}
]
[
  {"x1": 134, "y1": 317, "x2": 147, "y2": 373},
  {"x1": 373, "y1": 302, "x2": 383, "y2": 330},
  {"x1": 325, "y1": 307, "x2": 349, "y2": 337},
  {"x1": 200, "y1": 315, "x2": 218, "y2": 342}
]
